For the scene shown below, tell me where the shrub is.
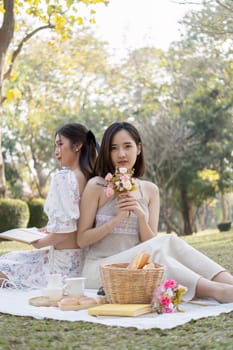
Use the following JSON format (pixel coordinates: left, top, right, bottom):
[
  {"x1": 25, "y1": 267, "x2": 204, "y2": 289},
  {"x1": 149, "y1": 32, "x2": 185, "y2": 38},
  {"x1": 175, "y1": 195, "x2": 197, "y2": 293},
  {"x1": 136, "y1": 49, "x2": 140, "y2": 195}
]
[
  {"x1": 217, "y1": 222, "x2": 232, "y2": 232},
  {"x1": 27, "y1": 198, "x2": 48, "y2": 228},
  {"x1": 0, "y1": 198, "x2": 29, "y2": 233}
]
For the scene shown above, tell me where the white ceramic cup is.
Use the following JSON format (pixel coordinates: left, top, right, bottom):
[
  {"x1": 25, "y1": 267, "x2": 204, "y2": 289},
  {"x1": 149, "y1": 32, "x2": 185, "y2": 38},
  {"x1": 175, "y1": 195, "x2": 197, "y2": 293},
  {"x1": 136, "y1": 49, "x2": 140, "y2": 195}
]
[
  {"x1": 42, "y1": 287, "x2": 63, "y2": 301},
  {"x1": 64, "y1": 277, "x2": 86, "y2": 298}
]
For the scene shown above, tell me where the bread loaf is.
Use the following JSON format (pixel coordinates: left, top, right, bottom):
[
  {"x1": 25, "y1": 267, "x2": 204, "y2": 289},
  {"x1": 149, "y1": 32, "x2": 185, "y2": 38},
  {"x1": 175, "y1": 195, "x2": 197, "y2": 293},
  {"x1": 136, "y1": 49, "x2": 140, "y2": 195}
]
[
  {"x1": 142, "y1": 262, "x2": 157, "y2": 269},
  {"x1": 127, "y1": 252, "x2": 150, "y2": 270},
  {"x1": 59, "y1": 297, "x2": 80, "y2": 306},
  {"x1": 78, "y1": 296, "x2": 98, "y2": 306}
]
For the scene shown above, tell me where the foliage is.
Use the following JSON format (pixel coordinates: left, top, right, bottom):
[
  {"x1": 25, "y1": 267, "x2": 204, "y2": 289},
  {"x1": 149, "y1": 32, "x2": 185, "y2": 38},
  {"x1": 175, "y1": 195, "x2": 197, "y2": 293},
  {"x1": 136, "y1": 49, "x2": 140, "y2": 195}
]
[
  {"x1": 217, "y1": 222, "x2": 232, "y2": 232},
  {"x1": 0, "y1": 198, "x2": 29, "y2": 232},
  {"x1": 0, "y1": 0, "x2": 108, "y2": 197},
  {"x1": 182, "y1": 0, "x2": 233, "y2": 42},
  {"x1": 2, "y1": 30, "x2": 112, "y2": 196},
  {"x1": 27, "y1": 198, "x2": 48, "y2": 228},
  {"x1": 1, "y1": 0, "x2": 232, "y2": 233},
  {"x1": 136, "y1": 38, "x2": 233, "y2": 235}
]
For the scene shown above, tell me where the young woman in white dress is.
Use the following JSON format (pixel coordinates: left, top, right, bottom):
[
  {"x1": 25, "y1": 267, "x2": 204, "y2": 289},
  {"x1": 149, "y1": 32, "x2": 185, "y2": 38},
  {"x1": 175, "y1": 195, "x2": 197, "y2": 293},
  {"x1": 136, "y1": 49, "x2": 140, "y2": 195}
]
[
  {"x1": 77, "y1": 121, "x2": 233, "y2": 303},
  {"x1": 0, "y1": 123, "x2": 97, "y2": 289}
]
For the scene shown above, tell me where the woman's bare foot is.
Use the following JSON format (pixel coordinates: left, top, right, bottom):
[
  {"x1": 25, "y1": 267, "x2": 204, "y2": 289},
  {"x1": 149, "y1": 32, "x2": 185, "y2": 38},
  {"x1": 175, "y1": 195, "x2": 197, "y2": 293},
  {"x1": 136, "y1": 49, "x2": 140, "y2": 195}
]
[
  {"x1": 212, "y1": 271, "x2": 233, "y2": 286},
  {"x1": 196, "y1": 277, "x2": 233, "y2": 303}
]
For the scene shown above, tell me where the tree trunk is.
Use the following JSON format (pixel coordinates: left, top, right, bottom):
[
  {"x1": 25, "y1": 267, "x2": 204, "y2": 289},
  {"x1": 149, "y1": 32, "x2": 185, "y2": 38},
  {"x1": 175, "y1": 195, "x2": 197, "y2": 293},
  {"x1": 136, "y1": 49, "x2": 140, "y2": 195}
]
[
  {"x1": 0, "y1": 129, "x2": 6, "y2": 197},
  {"x1": 220, "y1": 191, "x2": 228, "y2": 222},
  {"x1": 180, "y1": 188, "x2": 194, "y2": 235},
  {"x1": 0, "y1": 0, "x2": 15, "y2": 196}
]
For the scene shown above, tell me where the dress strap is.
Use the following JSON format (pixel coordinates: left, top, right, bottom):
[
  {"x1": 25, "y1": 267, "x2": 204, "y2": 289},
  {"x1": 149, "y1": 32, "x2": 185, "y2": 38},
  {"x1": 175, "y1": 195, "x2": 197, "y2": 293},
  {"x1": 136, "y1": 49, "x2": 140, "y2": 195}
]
[{"x1": 137, "y1": 179, "x2": 144, "y2": 198}]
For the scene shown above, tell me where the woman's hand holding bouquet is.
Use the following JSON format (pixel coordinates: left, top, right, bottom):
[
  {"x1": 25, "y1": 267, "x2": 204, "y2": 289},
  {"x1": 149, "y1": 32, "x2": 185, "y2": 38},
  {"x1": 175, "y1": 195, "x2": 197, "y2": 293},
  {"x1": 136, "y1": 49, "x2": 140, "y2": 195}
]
[{"x1": 105, "y1": 167, "x2": 138, "y2": 223}]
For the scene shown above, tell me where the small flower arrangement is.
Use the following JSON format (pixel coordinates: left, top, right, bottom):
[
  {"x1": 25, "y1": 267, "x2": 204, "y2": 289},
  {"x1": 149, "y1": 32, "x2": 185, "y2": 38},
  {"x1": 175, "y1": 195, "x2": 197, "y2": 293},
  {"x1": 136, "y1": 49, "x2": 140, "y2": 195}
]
[
  {"x1": 104, "y1": 167, "x2": 137, "y2": 197},
  {"x1": 152, "y1": 279, "x2": 187, "y2": 314}
]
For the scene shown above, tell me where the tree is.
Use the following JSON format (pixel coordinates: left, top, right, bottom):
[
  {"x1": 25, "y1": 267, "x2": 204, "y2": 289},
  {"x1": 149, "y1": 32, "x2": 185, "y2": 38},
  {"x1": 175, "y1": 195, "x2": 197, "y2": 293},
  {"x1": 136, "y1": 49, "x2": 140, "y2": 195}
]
[
  {"x1": 3, "y1": 29, "x2": 112, "y2": 197},
  {"x1": 141, "y1": 115, "x2": 196, "y2": 234},
  {"x1": 181, "y1": 0, "x2": 233, "y2": 41},
  {"x1": 0, "y1": 0, "x2": 108, "y2": 196},
  {"x1": 131, "y1": 40, "x2": 233, "y2": 234}
]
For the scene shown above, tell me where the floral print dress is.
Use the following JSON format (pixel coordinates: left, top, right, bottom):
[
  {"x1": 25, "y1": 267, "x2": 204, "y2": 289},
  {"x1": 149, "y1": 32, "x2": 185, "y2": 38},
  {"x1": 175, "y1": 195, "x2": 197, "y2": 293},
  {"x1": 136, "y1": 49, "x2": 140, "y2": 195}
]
[{"x1": 0, "y1": 169, "x2": 82, "y2": 289}]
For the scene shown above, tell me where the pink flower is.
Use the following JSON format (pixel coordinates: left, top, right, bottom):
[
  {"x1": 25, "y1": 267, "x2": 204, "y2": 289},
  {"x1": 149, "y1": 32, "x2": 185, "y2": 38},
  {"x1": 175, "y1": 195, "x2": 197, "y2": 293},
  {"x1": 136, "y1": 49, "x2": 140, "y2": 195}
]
[
  {"x1": 106, "y1": 186, "x2": 114, "y2": 197},
  {"x1": 105, "y1": 172, "x2": 113, "y2": 181},
  {"x1": 160, "y1": 295, "x2": 171, "y2": 307},
  {"x1": 120, "y1": 175, "x2": 130, "y2": 182},
  {"x1": 162, "y1": 306, "x2": 174, "y2": 313},
  {"x1": 163, "y1": 279, "x2": 177, "y2": 289}
]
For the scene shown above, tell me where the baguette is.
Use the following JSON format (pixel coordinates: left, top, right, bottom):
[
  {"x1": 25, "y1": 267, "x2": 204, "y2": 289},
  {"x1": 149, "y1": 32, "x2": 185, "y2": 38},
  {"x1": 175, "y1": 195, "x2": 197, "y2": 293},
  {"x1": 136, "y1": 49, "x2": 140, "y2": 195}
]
[
  {"x1": 142, "y1": 262, "x2": 157, "y2": 269},
  {"x1": 127, "y1": 252, "x2": 151, "y2": 270}
]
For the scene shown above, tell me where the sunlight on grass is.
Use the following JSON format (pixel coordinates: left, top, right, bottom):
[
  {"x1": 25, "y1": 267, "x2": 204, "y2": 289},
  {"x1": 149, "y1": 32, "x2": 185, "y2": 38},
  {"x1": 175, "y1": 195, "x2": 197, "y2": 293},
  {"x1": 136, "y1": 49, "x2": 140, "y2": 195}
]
[{"x1": 0, "y1": 240, "x2": 33, "y2": 255}]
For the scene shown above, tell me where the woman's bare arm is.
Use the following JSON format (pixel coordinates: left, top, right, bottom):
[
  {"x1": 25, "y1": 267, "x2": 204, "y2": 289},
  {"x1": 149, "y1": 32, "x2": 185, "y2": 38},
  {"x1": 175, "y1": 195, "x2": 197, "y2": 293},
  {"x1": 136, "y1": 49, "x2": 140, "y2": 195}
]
[{"x1": 31, "y1": 232, "x2": 75, "y2": 249}]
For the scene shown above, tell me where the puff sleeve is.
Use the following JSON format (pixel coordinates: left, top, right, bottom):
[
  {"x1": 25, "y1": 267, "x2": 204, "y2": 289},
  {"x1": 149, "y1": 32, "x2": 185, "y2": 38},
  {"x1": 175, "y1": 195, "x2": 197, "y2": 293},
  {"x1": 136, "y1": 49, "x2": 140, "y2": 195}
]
[{"x1": 44, "y1": 169, "x2": 80, "y2": 233}]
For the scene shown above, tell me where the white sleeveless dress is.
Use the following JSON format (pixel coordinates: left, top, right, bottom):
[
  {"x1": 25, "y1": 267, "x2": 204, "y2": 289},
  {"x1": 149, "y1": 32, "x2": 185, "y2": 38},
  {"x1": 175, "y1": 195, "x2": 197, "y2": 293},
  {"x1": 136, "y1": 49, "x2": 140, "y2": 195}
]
[
  {"x1": 0, "y1": 169, "x2": 82, "y2": 289},
  {"x1": 82, "y1": 185, "x2": 225, "y2": 301}
]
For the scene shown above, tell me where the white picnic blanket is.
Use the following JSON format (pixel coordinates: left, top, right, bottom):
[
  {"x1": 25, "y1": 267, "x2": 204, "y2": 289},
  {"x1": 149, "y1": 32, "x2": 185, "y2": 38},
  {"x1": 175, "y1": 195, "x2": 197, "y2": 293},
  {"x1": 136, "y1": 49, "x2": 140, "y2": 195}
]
[{"x1": 0, "y1": 288, "x2": 233, "y2": 329}]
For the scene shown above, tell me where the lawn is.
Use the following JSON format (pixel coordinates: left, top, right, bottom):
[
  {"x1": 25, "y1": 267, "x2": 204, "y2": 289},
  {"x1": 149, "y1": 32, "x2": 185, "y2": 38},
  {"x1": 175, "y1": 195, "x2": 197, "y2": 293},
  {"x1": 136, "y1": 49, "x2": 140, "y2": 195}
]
[{"x1": 0, "y1": 229, "x2": 233, "y2": 350}]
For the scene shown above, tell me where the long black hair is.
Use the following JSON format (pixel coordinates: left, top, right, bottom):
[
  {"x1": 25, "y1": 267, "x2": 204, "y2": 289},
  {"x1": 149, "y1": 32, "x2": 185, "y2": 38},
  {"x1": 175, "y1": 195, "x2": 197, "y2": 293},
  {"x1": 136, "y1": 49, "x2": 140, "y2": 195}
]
[
  {"x1": 94, "y1": 122, "x2": 145, "y2": 178},
  {"x1": 55, "y1": 123, "x2": 98, "y2": 180}
]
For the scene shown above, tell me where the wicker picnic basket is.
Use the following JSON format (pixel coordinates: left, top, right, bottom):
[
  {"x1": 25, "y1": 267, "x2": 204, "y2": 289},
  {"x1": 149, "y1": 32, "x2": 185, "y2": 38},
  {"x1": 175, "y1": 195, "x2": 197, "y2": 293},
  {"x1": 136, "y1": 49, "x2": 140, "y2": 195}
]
[{"x1": 100, "y1": 262, "x2": 165, "y2": 304}]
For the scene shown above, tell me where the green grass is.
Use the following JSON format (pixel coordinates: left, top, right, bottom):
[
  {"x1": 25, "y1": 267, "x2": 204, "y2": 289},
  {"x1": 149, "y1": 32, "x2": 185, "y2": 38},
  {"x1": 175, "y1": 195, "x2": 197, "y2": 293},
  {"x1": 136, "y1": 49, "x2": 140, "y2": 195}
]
[{"x1": 0, "y1": 229, "x2": 233, "y2": 350}]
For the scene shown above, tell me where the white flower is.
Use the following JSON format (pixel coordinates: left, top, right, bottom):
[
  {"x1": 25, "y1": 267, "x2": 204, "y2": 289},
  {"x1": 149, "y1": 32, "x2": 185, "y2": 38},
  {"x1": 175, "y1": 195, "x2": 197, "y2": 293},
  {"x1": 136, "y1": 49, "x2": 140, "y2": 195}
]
[
  {"x1": 167, "y1": 288, "x2": 173, "y2": 297},
  {"x1": 123, "y1": 181, "x2": 133, "y2": 191},
  {"x1": 119, "y1": 167, "x2": 127, "y2": 174},
  {"x1": 115, "y1": 181, "x2": 120, "y2": 189}
]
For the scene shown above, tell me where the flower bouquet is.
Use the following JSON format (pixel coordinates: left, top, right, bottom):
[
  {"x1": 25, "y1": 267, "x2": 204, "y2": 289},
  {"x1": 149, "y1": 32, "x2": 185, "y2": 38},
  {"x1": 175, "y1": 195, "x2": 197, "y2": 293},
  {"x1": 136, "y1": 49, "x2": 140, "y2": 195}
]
[
  {"x1": 104, "y1": 167, "x2": 137, "y2": 228},
  {"x1": 152, "y1": 279, "x2": 187, "y2": 314},
  {"x1": 104, "y1": 167, "x2": 137, "y2": 197}
]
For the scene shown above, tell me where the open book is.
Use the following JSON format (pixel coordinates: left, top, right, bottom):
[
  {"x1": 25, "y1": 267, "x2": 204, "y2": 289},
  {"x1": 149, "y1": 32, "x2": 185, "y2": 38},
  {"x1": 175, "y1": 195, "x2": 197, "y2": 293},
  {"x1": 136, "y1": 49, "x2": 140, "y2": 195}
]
[{"x1": 0, "y1": 227, "x2": 47, "y2": 244}]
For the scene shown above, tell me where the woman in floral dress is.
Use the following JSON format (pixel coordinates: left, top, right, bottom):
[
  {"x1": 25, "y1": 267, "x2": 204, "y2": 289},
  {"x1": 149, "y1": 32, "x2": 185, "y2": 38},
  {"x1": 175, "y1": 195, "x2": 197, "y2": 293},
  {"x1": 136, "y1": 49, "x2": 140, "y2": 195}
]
[{"x1": 0, "y1": 123, "x2": 97, "y2": 289}]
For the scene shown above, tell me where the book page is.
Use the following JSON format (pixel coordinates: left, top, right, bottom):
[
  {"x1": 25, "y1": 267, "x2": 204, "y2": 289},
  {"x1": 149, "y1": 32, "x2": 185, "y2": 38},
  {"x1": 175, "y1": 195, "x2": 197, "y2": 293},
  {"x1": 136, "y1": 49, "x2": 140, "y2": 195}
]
[{"x1": 0, "y1": 228, "x2": 47, "y2": 244}]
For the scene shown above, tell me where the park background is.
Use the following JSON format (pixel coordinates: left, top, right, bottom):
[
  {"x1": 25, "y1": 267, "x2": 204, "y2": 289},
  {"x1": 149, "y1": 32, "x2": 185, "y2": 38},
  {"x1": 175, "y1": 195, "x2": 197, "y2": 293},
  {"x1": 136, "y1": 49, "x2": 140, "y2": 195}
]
[
  {"x1": 0, "y1": 2, "x2": 233, "y2": 349},
  {"x1": 0, "y1": 0, "x2": 232, "y2": 236}
]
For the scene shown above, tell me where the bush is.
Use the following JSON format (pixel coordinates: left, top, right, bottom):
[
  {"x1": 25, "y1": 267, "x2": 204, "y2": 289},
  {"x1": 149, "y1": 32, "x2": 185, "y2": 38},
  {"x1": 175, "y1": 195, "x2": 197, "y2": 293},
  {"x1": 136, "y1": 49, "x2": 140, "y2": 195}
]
[
  {"x1": 0, "y1": 198, "x2": 30, "y2": 233},
  {"x1": 27, "y1": 198, "x2": 48, "y2": 228},
  {"x1": 217, "y1": 222, "x2": 232, "y2": 232}
]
